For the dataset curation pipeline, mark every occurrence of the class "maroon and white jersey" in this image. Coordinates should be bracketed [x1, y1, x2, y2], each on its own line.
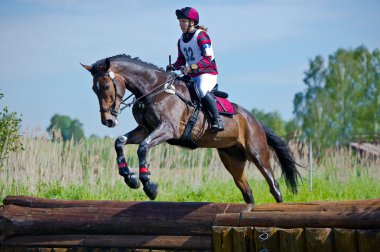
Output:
[173, 29, 218, 77]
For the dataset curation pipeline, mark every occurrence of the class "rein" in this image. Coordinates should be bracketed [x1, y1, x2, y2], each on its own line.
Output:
[96, 71, 182, 116]
[120, 78, 170, 111]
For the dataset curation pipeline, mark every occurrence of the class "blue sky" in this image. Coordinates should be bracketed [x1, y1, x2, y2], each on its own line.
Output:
[1, 0, 379, 137]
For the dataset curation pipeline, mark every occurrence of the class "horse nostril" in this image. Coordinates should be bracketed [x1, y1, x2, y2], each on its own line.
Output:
[106, 119, 115, 127]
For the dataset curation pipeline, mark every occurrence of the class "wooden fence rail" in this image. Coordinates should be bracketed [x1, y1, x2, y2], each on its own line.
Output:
[1, 196, 379, 251]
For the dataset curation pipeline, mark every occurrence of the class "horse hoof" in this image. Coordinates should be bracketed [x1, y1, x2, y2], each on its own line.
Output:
[143, 182, 159, 200]
[124, 172, 140, 189]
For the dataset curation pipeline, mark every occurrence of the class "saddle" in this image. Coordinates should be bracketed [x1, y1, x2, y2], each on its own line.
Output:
[166, 75, 236, 149]
[181, 75, 236, 116]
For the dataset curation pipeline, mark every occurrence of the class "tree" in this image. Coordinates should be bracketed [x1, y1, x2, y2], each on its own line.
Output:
[47, 114, 85, 142]
[251, 108, 287, 137]
[0, 91, 23, 167]
[293, 46, 380, 148]
[284, 118, 299, 139]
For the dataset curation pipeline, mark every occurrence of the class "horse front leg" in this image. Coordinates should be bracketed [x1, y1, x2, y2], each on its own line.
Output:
[115, 126, 148, 189]
[137, 123, 173, 200]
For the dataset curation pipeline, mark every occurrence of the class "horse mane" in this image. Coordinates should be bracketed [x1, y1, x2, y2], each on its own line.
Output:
[93, 54, 164, 72]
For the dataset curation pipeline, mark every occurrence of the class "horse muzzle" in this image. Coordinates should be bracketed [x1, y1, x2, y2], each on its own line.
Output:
[106, 118, 119, 128]
[101, 113, 119, 128]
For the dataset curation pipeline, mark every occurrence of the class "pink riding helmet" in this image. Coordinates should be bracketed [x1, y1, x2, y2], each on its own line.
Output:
[176, 7, 199, 25]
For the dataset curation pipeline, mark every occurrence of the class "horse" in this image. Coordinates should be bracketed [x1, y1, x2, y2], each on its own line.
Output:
[81, 54, 301, 204]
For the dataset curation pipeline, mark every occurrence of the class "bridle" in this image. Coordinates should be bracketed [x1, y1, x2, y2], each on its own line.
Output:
[93, 70, 179, 117]
[93, 71, 127, 117]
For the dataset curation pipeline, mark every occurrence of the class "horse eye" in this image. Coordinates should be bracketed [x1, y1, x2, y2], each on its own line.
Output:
[105, 84, 110, 90]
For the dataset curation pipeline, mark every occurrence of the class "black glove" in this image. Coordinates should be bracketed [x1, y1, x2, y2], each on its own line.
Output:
[166, 64, 174, 72]
[180, 65, 189, 75]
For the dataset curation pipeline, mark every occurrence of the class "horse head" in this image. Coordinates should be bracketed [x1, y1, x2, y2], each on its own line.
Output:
[81, 58, 126, 128]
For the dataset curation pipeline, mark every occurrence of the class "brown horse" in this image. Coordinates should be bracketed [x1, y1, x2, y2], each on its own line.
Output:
[82, 54, 301, 203]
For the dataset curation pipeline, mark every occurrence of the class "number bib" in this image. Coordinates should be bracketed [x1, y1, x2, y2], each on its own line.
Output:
[179, 29, 203, 65]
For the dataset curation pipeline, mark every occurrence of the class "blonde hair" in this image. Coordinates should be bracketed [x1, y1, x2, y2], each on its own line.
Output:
[196, 24, 208, 32]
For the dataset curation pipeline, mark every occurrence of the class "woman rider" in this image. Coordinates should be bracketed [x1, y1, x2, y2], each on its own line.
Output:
[167, 7, 224, 133]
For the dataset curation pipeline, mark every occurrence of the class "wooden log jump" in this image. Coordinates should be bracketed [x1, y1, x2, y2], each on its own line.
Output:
[0, 196, 251, 250]
[215, 198, 380, 229]
[1, 196, 379, 251]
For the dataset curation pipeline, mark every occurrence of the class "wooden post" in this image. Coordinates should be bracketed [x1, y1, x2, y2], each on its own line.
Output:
[212, 227, 232, 252]
[245, 227, 256, 252]
[253, 227, 279, 252]
[232, 227, 248, 252]
[278, 228, 305, 252]
[357, 229, 380, 252]
[305, 228, 334, 252]
[333, 228, 357, 252]
[212, 226, 224, 252]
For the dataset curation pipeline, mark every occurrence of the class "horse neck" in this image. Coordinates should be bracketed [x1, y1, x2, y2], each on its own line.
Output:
[118, 64, 167, 97]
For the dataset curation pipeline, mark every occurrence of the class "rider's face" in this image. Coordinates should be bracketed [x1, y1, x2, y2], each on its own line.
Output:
[179, 18, 194, 33]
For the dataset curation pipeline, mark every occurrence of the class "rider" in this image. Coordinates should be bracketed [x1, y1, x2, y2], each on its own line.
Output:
[167, 7, 224, 133]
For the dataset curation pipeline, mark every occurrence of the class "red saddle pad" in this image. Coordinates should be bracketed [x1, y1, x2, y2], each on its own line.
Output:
[215, 96, 236, 115]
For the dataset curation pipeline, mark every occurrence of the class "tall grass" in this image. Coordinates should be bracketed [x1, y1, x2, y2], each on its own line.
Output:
[0, 134, 379, 204]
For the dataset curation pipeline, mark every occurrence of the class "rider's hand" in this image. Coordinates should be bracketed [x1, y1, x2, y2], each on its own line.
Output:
[166, 64, 174, 72]
[180, 65, 191, 75]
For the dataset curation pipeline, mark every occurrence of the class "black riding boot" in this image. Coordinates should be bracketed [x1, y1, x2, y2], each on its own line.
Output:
[202, 92, 224, 133]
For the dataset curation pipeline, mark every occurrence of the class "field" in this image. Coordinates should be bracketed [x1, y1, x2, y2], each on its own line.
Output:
[1, 134, 379, 204]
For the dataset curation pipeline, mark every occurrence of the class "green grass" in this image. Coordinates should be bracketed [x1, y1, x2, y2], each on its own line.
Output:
[1, 135, 379, 204]
[2, 173, 379, 204]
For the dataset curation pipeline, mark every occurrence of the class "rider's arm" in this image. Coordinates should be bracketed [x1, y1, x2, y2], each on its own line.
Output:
[194, 31, 215, 71]
[172, 39, 186, 70]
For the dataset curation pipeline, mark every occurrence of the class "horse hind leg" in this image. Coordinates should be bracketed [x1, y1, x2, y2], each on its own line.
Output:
[248, 144, 283, 203]
[217, 146, 254, 204]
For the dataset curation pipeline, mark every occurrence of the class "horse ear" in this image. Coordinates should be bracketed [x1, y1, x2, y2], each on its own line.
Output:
[81, 63, 92, 72]
[98, 58, 111, 73]
[105, 58, 111, 70]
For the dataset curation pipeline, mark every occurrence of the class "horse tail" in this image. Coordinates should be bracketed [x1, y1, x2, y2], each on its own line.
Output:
[262, 123, 301, 194]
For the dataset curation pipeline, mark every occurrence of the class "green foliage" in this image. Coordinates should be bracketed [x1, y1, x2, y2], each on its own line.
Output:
[47, 114, 85, 142]
[251, 108, 286, 137]
[284, 119, 298, 139]
[250, 108, 299, 139]
[294, 46, 380, 148]
[0, 92, 23, 167]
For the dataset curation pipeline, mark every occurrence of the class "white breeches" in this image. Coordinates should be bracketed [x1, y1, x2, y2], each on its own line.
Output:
[192, 74, 218, 98]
